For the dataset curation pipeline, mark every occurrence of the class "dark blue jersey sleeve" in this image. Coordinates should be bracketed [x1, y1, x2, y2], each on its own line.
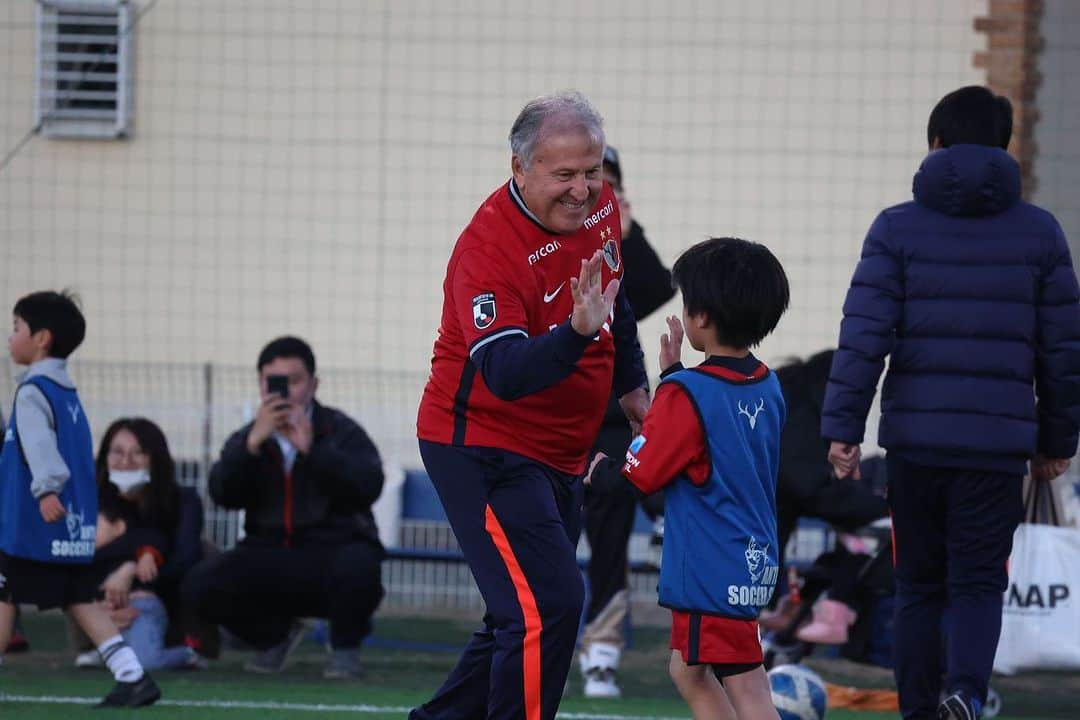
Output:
[470, 320, 592, 401]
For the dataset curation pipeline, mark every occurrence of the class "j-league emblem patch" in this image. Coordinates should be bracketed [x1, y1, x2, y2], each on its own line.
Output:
[472, 293, 497, 330]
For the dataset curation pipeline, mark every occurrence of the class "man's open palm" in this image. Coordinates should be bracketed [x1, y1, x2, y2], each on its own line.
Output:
[570, 250, 619, 337]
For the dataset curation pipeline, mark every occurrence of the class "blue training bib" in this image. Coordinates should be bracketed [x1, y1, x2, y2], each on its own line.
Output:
[0, 376, 97, 563]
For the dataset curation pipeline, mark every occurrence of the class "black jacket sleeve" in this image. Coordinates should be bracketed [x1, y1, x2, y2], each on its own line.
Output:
[621, 221, 675, 321]
[94, 525, 170, 565]
[304, 414, 385, 508]
[612, 286, 647, 397]
[208, 426, 261, 509]
[471, 320, 593, 401]
[589, 455, 650, 500]
[158, 488, 204, 584]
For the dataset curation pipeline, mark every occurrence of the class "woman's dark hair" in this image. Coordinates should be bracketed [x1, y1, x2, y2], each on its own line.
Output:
[95, 417, 181, 532]
[671, 237, 790, 349]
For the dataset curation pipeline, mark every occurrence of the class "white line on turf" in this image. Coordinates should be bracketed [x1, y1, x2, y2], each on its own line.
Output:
[0, 694, 688, 720]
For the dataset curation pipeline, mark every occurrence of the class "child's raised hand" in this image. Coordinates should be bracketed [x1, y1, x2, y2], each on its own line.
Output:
[659, 315, 684, 371]
[38, 493, 65, 523]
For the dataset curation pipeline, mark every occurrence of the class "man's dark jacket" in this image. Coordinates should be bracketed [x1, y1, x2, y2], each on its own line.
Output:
[595, 220, 675, 445]
[823, 144, 1080, 474]
[210, 401, 384, 548]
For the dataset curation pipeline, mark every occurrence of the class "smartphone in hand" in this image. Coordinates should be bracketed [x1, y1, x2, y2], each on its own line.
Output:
[267, 374, 289, 399]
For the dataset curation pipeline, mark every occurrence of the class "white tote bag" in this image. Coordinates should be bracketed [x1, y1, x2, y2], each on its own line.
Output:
[1051, 472, 1080, 528]
[993, 479, 1080, 674]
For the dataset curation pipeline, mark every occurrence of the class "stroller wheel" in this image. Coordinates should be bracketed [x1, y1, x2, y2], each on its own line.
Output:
[982, 687, 1002, 718]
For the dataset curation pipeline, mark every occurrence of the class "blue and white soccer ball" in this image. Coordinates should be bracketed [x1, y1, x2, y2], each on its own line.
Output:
[768, 663, 827, 720]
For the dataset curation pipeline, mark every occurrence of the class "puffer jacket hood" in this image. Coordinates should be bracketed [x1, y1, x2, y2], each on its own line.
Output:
[913, 144, 1020, 217]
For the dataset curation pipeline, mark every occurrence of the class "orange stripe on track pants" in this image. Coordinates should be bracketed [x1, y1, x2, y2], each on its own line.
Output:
[484, 504, 542, 720]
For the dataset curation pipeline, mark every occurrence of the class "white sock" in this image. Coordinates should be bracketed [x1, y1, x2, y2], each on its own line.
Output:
[97, 635, 144, 683]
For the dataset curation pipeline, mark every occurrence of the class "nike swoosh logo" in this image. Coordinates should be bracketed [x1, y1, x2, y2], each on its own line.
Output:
[543, 282, 566, 303]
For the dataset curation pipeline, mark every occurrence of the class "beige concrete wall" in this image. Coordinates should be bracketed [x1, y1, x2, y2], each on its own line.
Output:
[1035, 0, 1080, 257]
[1, 0, 986, 386]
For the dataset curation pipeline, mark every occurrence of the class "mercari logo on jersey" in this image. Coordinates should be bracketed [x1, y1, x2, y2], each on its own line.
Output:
[527, 239, 562, 265]
[583, 200, 614, 230]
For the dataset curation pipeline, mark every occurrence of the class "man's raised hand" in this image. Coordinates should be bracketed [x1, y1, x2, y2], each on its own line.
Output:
[570, 250, 619, 337]
[247, 395, 292, 454]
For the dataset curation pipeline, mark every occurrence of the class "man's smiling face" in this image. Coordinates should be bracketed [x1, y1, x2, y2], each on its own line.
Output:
[512, 123, 603, 235]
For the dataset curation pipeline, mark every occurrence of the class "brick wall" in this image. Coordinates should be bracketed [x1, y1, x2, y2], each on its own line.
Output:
[975, 0, 1044, 197]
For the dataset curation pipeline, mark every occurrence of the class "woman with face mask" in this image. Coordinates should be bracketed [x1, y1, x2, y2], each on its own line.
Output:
[72, 417, 207, 671]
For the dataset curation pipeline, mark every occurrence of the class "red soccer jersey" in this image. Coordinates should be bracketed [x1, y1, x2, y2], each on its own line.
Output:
[417, 181, 623, 474]
[621, 360, 771, 493]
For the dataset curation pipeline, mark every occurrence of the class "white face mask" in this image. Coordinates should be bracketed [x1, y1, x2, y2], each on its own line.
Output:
[109, 468, 150, 494]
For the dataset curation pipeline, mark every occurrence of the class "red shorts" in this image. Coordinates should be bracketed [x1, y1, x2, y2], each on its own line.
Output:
[670, 610, 763, 666]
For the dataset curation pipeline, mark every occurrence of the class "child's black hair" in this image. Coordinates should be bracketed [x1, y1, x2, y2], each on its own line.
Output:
[12, 290, 86, 359]
[671, 237, 789, 349]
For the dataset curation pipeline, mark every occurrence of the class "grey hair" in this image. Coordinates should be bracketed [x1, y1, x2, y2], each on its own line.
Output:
[509, 91, 605, 169]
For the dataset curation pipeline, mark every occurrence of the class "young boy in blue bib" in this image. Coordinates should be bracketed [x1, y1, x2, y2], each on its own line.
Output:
[589, 238, 789, 719]
[0, 290, 160, 707]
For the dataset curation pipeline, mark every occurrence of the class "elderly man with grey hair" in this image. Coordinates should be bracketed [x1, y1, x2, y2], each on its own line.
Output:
[415, 91, 649, 719]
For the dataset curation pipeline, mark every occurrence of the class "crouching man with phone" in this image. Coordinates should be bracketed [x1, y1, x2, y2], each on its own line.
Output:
[182, 336, 385, 680]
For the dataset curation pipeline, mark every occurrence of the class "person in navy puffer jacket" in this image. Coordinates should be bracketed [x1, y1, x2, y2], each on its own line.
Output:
[822, 86, 1080, 720]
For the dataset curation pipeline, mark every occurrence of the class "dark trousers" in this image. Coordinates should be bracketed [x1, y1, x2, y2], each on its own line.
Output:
[411, 440, 585, 720]
[886, 454, 1022, 719]
[583, 480, 636, 623]
[182, 539, 384, 650]
[583, 421, 664, 624]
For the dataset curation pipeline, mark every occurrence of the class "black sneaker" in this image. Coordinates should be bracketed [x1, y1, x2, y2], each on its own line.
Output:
[938, 691, 981, 720]
[96, 674, 161, 708]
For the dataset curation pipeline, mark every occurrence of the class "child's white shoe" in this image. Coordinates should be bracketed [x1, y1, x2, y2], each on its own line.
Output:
[580, 642, 622, 698]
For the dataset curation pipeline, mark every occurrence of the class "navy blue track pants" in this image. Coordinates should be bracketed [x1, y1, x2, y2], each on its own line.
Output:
[886, 454, 1023, 720]
[411, 440, 585, 720]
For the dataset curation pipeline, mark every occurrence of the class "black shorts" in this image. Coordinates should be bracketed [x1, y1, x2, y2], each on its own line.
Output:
[712, 661, 764, 679]
[0, 551, 100, 609]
